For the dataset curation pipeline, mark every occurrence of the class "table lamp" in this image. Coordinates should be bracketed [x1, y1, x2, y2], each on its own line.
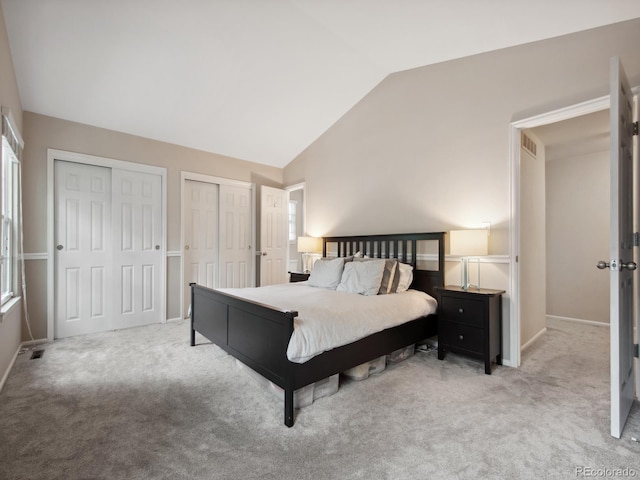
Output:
[297, 236, 322, 273]
[450, 229, 488, 290]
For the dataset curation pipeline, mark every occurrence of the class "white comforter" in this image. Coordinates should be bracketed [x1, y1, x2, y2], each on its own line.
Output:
[218, 282, 438, 363]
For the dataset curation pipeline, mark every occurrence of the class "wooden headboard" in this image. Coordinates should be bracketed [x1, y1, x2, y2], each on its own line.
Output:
[322, 232, 445, 299]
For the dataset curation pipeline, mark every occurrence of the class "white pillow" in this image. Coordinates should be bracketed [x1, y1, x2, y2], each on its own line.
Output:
[394, 263, 414, 293]
[308, 257, 345, 289]
[354, 257, 397, 294]
[336, 259, 386, 296]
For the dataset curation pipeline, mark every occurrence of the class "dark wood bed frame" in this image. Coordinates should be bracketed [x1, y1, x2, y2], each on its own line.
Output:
[190, 232, 445, 426]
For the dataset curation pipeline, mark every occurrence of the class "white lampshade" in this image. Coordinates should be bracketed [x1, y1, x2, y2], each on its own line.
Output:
[450, 230, 488, 257]
[297, 236, 322, 253]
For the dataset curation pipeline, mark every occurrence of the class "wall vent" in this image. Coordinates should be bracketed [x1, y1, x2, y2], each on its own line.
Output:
[521, 132, 537, 158]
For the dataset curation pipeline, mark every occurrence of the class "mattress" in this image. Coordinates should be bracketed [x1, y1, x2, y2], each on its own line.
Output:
[219, 282, 437, 363]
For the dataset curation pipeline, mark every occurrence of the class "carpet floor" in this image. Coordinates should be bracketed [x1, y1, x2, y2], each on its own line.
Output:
[0, 318, 639, 479]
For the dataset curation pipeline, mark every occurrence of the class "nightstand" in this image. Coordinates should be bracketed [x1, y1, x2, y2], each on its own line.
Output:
[436, 285, 505, 374]
[288, 271, 310, 283]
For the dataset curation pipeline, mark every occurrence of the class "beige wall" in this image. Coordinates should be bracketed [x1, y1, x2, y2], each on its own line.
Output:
[0, 3, 23, 389]
[546, 150, 610, 323]
[22, 112, 283, 339]
[284, 19, 640, 364]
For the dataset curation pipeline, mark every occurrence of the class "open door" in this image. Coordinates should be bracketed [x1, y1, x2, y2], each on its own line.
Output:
[606, 56, 638, 438]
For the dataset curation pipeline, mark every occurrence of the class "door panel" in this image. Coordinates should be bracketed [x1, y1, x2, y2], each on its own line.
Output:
[111, 168, 163, 330]
[219, 184, 252, 288]
[184, 180, 219, 317]
[609, 56, 636, 438]
[260, 185, 288, 286]
[54, 161, 112, 338]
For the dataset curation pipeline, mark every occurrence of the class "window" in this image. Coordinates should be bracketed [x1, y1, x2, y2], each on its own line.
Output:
[1, 137, 18, 305]
[288, 200, 297, 242]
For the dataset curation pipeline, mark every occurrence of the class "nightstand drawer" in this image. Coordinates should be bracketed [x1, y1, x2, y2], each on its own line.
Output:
[441, 296, 484, 327]
[443, 322, 483, 354]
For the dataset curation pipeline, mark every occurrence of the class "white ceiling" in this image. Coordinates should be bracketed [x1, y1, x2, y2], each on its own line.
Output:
[2, 1, 640, 168]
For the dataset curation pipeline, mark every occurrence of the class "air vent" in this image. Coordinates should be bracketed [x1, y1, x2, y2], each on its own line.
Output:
[521, 132, 537, 158]
[30, 349, 44, 360]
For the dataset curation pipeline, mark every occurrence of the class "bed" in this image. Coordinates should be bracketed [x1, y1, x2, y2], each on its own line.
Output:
[190, 232, 445, 426]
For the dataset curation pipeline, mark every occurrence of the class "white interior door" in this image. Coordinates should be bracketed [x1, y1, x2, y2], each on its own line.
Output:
[54, 161, 112, 338]
[608, 56, 637, 438]
[219, 184, 252, 288]
[111, 169, 163, 330]
[260, 185, 288, 286]
[184, 180, 218, 316]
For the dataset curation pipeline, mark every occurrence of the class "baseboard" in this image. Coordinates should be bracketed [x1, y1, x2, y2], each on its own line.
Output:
[546, 315, 609, 328]
[0, 344, 21, 394]
[521, 327, 547, 352]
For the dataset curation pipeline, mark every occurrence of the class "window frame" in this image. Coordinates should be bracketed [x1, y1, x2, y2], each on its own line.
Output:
[1, 136, 18, 306]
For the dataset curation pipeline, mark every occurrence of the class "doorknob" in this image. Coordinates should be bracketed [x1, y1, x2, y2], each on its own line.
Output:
[597, 260, 637, 271]
[56, 245, 64, 251]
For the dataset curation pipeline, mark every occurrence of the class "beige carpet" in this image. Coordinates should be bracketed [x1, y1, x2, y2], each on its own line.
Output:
[0, 317, 639, 479]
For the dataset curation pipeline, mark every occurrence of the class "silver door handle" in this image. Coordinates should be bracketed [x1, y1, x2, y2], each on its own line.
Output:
[597, 260, 637, 271]
[56, 245, 63, 251]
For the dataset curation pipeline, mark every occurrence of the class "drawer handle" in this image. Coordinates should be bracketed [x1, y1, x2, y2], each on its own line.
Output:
[459, 334, 464, 340]
[458, 308, 464, 314]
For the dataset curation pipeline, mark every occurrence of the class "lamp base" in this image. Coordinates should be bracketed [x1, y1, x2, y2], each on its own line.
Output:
[460, 257, 481, 290]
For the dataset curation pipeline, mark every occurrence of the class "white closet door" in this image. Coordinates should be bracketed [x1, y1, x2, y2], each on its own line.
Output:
[54, 161, 112, 338]
[111, 168, 163, 330]
[219, 184, 252, 288]
[184, 180, 219, 316]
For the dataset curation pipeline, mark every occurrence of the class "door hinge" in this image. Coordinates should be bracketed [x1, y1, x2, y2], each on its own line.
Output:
[634, 121, 638, 136]
[634, 232, 640, 247]
[635, 344, 639, 358]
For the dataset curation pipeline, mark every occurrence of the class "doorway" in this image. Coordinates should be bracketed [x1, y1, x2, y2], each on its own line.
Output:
[510, 95, 611, 366]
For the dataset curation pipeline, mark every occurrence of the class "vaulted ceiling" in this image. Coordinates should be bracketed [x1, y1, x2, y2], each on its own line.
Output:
[2, 1, 640, 167]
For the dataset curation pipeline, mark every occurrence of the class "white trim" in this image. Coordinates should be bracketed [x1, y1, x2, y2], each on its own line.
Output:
[47, 149, 168, 341]
[166, 251, 181, 257]
[20, 338, 48, 347]
[0, 107, 24, 149]
[179, 171, 256, 320]
[521, 327, 547, 352]
[508, 94, 615, 369]
[22, 252, 47, 261]
[546, 314, 610, 328]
